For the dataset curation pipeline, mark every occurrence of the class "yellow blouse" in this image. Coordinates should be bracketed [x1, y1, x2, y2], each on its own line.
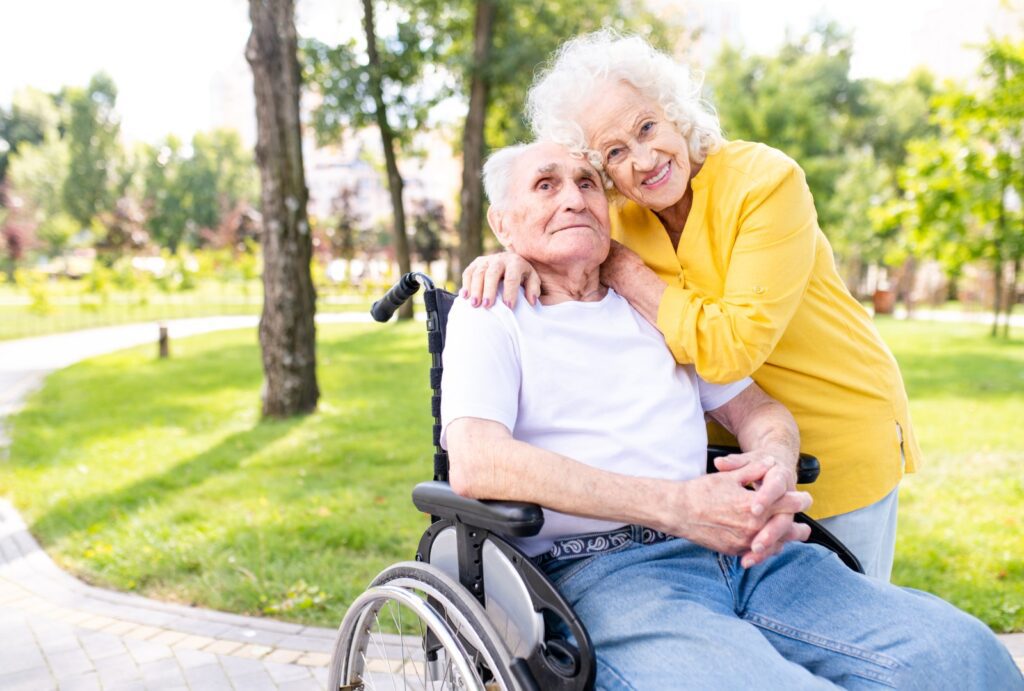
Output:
[610, 140, 921, 519]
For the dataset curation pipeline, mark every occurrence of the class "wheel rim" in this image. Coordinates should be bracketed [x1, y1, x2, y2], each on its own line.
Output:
[333, 584, 485, 690]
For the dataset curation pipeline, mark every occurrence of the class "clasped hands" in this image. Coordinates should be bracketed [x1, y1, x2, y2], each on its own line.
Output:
[669, 450, 812, 568]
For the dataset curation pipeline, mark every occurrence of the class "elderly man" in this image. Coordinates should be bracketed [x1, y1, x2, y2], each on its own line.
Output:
[440, 141, 1021, 690]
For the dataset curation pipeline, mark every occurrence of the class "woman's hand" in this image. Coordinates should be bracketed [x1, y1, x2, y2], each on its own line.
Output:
[600, 240, 668, 328]
[461, 252, 541, 308]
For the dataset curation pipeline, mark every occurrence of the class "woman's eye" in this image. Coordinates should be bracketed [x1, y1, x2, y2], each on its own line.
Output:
[640, 121, 654, 135]
[607, 147, 623, 162]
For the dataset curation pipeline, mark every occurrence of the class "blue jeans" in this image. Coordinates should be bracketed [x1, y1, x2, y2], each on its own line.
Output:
[541, 535, 1022, 690]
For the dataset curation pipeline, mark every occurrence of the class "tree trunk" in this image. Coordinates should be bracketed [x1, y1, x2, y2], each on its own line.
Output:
[991, 259, 1004, 338]
[246, 0, 319, 417]
[1003, 254, 1019, 339]
[455, 0, 497, 281]
[362, 0, 413, 320]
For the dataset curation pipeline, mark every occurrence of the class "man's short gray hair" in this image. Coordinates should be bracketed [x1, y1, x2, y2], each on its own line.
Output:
[482, 143, 532, 210]
[525, 30, 723, 181]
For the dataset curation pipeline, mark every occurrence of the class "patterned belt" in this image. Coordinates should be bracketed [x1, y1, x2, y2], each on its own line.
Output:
[545, 525, 674, 562]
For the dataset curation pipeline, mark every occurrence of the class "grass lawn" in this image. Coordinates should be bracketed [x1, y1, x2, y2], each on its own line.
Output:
[0, 281, 373, 341]
[2, 318, 1022, 631]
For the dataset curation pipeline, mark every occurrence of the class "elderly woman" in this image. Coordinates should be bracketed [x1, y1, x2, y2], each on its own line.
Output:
[462, 31, 920, 580]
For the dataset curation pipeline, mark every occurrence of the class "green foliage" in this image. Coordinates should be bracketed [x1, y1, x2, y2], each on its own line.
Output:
[0, 87, 60, 184]
[140, 130, 258, 251]
[710, 22, 864, 231]
[59, 73, 121, 229]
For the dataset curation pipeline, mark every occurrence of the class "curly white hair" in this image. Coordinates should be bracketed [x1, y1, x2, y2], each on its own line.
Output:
[526, 30, 723, 185]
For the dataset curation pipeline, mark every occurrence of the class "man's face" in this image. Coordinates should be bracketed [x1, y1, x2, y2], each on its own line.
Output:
[489, 142, 611, 271]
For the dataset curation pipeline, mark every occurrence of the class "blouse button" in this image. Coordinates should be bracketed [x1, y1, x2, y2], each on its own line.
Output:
[754, 285, 766, 295]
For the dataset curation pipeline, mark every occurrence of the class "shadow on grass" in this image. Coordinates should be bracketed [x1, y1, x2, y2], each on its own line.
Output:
[31, 419, 297, 545]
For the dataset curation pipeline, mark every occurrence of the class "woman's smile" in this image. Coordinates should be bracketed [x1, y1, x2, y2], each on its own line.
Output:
[642, 161, 672, 188]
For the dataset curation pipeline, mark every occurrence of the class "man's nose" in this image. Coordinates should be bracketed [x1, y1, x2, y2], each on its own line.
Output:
[560, 183, 586, 211]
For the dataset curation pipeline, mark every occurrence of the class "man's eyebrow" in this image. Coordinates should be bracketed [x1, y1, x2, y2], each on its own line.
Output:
[536, 163, 559, 174]
[574, 166, 597, 179]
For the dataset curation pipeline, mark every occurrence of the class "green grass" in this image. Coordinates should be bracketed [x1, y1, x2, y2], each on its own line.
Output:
[0, 281, 374, 341]
[2, 318, 1022, 631]
[875, 318, 1024, 632]
[3, 322, 433, 626]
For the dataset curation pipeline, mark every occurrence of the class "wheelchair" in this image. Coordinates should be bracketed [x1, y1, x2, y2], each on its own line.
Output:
[327, 273, 863, 691]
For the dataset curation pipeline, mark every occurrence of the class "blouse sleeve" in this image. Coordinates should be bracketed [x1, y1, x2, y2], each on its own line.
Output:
[656, 160, 817, 384]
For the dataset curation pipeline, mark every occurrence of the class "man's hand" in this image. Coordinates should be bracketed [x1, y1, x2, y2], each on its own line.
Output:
[658, 458, 811, 566]
[461, 252, 541, 308]
[712, 450, 810, 568]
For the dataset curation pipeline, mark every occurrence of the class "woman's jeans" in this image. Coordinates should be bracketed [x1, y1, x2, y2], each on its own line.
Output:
[541, 532, 1022, 690]
[819, 487, 900, 581]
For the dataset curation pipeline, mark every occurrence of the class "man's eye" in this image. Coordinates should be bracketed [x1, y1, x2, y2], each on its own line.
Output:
[537, 181, 552, 190]
[580, 179, 596, 189]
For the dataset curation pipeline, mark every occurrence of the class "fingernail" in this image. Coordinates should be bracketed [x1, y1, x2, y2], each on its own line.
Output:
[482, 298, 491, 307]
[752, 543, 764, 554]
[742, 556, 754, 568]
[461, 289, 468, 298]
[471, 297, 480, 307]
[751, 503, 764, 516]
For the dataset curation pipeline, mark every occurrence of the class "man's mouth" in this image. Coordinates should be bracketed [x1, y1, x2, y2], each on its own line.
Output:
[642, 161, 671, 187]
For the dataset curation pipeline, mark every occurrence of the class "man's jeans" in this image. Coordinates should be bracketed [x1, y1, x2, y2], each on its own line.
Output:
[541, 533, 1022, 690]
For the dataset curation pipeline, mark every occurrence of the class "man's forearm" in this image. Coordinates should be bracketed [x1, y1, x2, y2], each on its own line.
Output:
[449, 424, 677, 530]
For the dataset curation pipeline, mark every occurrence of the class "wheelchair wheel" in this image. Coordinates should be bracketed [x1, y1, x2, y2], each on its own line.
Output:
[329, 561, 517, 690]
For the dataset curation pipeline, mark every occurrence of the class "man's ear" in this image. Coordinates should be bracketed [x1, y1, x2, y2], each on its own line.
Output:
[487, 206, 513, 250]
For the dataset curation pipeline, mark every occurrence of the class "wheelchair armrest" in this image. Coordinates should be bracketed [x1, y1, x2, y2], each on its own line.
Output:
[706, 445, 820, 484]
[412, 481, 545, 538]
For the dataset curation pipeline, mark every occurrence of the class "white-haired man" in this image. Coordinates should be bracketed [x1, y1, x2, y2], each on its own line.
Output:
[440, 141, 1022, 689]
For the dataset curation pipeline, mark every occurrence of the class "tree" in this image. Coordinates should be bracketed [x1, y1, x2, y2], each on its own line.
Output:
[247, 0, 319, 416]
[59, 73, 121, 230]
[0, 87, 60, 188]
[302, 2, 446, 319]
[895, 36, 1024, 337]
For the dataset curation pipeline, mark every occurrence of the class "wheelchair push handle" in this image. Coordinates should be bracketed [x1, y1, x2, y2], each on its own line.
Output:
[371, 272, 435, 322]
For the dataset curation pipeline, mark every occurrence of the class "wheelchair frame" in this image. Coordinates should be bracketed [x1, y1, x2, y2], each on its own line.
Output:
[327, 273, 862, 691]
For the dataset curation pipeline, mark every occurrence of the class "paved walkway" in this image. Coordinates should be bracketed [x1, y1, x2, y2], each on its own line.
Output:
[1, 315, 1022, 690]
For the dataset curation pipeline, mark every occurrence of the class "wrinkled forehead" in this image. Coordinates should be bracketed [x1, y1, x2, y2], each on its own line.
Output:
[512, 143, 600, 185]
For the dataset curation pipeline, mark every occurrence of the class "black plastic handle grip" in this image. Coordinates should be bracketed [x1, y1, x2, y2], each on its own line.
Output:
[371, 273, 422, 322]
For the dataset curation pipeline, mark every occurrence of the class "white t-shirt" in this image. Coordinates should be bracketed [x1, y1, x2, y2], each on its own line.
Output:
[440, 287, 751, 556]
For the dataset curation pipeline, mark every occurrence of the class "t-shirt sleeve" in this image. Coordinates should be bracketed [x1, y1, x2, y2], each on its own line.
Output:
[696, 373, 753, 413]
[439, 297, 521, 448]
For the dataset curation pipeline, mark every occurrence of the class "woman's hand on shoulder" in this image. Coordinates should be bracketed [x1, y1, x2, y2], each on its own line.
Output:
[600, 241, 648, 293]
[461, 252, 541, 308]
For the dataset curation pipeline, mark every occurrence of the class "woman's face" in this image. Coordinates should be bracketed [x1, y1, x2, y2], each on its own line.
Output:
[578, 80, 692, 212]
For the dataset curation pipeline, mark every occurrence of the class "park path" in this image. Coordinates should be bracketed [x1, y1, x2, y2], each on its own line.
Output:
[1, 314, 1022, 690]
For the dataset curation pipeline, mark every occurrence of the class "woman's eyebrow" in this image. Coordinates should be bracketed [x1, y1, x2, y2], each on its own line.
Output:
[631, 110, 655, 130]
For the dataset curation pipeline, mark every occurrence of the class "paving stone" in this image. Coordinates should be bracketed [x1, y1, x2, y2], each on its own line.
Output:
[172, 647, 218, 668]
[172, 634, 217, 650]
[123, 637, 173, 665]
[276, 677, 324, 691]
[122, 624, 163, 641]
[78, 631, 128, 662]
[42, 647, 95, 676]
[272, 635, 333, 654]
[264, 661, 314, 684]
[54, 671, 102, 691]
[183, 662, 232, 689]
[296, 652, 330, 667]
[227, 670, 279, 691]
[218, 654, 266, 677]
[203, 639, 244, 655]
[92, 652, 141, 686]
[149, 629, 188, 646]
[233, 643, 273, 659]
[0, 666, 56, 691]
[263, 648, 303, 664]
[137, 657, 187, 687]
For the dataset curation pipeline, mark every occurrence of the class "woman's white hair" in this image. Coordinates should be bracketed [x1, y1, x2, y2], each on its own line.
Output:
[526, 30, 723, 181]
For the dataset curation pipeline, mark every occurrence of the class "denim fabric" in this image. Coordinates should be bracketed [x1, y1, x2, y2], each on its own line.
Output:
[542, 538, 1023, 690]
[818, 487, 900, 581]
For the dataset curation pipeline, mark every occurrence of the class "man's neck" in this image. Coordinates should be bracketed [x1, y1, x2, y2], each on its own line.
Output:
[537, 266, 606, 305]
